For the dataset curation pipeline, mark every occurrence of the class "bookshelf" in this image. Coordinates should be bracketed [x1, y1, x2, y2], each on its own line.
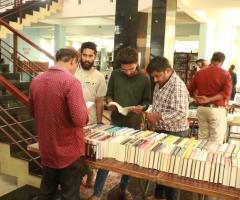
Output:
[173, 52, 198, 84]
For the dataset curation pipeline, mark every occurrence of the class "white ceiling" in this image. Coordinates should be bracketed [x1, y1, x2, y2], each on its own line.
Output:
[31, 0, 240, 40]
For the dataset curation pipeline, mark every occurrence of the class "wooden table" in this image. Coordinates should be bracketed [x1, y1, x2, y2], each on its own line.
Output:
[27, 143, 240, 200]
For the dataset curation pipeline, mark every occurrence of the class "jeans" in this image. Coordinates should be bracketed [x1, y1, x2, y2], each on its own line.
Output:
[93, 169, 130, 197]
[154, 129, 188, 200]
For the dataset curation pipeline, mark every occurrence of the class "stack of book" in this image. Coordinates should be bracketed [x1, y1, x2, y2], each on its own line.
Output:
[84, 124, 240, 188]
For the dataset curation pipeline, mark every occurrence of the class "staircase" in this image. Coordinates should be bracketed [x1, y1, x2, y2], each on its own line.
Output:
[0, 0, 57, 191]
[0, 63, 42, 188]
[0, 0, 63, 38]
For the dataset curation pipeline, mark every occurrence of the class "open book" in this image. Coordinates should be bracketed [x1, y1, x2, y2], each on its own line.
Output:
[109, 102, 135, 116]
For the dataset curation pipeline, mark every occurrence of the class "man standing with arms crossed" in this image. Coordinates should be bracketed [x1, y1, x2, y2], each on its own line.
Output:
[29, 47, 88, 200]
[188, 52, 232, 144]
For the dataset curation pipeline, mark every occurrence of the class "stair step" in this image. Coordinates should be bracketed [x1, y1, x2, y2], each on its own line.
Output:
[0, 106, 32, 125]
[11, 150, 40, 161]
[29, 156, 42, 178]
[2, 73, 21, 81]
[12, 81, 30, 90]
[10, 137, 38, 154]
[0, 123, 36, 145]
[0, 185, 39, 200]
[0, 64, 10, 73]
[29, 167, 43, 178]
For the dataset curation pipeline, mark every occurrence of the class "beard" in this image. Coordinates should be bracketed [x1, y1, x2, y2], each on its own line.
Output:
[80, 60, 94, 70]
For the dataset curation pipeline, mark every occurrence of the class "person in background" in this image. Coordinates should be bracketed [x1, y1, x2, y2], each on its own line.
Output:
[90, 47, 151, 200]
[229, 64, 237, 100]
[75, 42, 107, 187]
[29, 47, 88, 200]
[196, 58, 208, 70]
[146, 56, 189, 200]
[188, 52, 232, 144]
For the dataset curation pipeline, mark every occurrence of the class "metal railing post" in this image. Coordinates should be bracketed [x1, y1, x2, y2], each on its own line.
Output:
[19, 0, 23, 23]
[13, 33, 18, 73]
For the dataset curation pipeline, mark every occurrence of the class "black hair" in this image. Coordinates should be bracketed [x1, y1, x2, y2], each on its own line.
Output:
[211, 52, 225, 63]
[196, 59, 205, 64]
[55, 47, 79, 62]
[229, 64, 235, 72]
[116, 47, 138, 65]
[146, 56, 172, 74]
[80, 42, 97, 55]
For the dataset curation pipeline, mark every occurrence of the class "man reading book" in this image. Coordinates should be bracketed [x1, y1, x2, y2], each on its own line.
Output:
[146, 56, 189, 200]
[89, 47, 151, 200]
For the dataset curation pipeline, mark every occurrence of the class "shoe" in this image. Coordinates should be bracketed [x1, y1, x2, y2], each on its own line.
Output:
[89, 195, 100, 200]
[146, 195, 165, 200]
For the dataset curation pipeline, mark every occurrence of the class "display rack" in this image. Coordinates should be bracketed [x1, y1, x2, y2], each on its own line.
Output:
[173, 52, 198, 84]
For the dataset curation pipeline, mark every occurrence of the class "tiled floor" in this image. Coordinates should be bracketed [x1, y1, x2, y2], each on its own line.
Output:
[0, 173, 18, 197]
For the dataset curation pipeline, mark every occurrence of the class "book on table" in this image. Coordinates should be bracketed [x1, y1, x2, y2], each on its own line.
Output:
[84, 124, 240, 189]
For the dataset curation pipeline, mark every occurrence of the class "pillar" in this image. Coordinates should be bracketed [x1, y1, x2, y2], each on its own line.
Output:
[113, 0, 138, 68]
[54, 25, 66, 54]
[150, 0, 177, 64]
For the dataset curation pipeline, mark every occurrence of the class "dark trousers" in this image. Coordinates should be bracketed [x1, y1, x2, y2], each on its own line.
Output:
[38, 157, 85, 200]
[154, 129, 189, 200]
[155, 184, 180, 200]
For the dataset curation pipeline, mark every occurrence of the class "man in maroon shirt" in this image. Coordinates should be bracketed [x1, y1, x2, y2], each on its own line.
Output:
[188, 52, 232, 144]
[29, 47, 88, 200]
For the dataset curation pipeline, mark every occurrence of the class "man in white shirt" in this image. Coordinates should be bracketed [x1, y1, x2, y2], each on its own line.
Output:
[75, 42, 107, 124]
[75, 42, 107, 187]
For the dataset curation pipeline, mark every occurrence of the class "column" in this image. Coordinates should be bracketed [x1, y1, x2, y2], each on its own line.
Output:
[198, 21, 215, 61]
[150, 0, 177, 64]
[113, 0, 138, 68]
[54, 25, 66, 53]
[137, 12, 149, 69]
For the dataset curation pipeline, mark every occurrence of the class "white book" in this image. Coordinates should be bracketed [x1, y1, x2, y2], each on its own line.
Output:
[203, 152, 214, 182]
[109, 102, 135, 116]
[199, 150, 208, 180]
[223, 157, 232, 186]
[194, 150, 204, 180]
[209, 153, 218, 183]
[236, 157, 240, 188]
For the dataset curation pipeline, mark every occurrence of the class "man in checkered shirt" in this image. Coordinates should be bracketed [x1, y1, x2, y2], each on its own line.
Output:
[145, 56, 189, 200]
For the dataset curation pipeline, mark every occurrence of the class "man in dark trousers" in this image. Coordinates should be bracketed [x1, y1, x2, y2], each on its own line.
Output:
[29, 47, 88, 200]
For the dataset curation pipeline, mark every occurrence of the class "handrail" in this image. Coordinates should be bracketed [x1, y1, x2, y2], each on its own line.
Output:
[0, 0, 14, 8]
[0, 39, 46, 72]
[0, 19, 55, 61]
[0, 0, 36, 20]
[0, 51, 35, 78]
[0, 74, 29, 105]
[0, 124, 41, 168]
[0, 105, 37, 141]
